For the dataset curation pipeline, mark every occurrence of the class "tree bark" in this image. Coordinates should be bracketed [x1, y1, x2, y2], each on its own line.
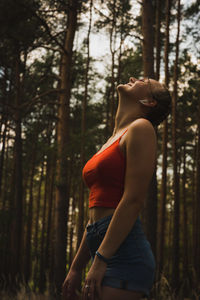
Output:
[0, 121, 7, 199]
[54, 0, 80, 296]
[157, 0, 171, 282]
[9, 53, 24, 289]
[24, 141, 37, 283]
[155, 0, 161, 80]
[33, 159, 44, 291]
[182, 139, 189, 285]
[194, 96, 200, 281]
[69, 196, 76, 266]
[109, 0, 117, 133]
[0, 128, 10, 281]
[171, 0, 181, 292]
[45, 149, 56, 271]
[142, 0, 155, 78]
[77, 0, 93, 250]
[39, 155, 50, 293]
[142, 0, 157, 260]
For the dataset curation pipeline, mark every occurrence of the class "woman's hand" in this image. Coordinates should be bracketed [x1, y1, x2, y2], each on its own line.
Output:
[82, 256, 107, 300]
[62, 268, 82, 300]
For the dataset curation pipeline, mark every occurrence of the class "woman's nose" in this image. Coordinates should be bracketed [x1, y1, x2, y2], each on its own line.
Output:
[129, 77, 137, 83]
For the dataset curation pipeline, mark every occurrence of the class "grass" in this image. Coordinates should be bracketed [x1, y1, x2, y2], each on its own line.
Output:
[0, 274, 199, 300]
[0, 289, 50, 300]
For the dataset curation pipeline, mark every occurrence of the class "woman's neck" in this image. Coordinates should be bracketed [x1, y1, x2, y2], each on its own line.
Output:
[112, 106, 143, 136]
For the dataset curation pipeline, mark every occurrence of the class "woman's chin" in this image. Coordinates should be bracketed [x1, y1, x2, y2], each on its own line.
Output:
[117, 84, 127, 91]
[117, 84, 132, 96]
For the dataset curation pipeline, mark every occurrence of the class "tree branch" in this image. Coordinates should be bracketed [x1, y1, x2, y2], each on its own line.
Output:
[21, 88, 66, 109]
[34, 12, 68, 55]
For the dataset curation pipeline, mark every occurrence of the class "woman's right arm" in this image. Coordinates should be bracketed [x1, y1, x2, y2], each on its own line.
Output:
[62, 222, 91, 300]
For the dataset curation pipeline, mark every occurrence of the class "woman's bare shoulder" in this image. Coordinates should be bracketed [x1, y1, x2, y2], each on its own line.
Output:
[129, 118, 154, 130]
[126, 118, 157, 146]
[127, 118, 156, 138]
[119, 118, 156, 155]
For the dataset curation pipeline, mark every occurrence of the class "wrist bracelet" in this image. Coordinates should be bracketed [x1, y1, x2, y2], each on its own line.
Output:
[95, 251, 109, 264]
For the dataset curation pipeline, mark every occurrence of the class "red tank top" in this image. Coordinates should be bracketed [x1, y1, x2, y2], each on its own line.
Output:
[82, 129, 128, 208]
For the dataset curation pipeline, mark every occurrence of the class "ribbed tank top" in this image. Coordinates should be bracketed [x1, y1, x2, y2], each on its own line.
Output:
[82, 129, 128, 208]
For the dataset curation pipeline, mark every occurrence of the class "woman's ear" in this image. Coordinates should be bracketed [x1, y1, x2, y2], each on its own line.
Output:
[139, 99, 157, 107]
[139, 99, 149, 104]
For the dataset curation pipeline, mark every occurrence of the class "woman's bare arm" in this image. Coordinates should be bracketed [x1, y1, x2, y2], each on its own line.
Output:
[62, 222, 91, 299]
[69, 222, 91, 271]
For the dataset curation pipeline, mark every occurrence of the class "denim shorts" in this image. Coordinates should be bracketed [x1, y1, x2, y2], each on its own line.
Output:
[86, 215, 156, 297]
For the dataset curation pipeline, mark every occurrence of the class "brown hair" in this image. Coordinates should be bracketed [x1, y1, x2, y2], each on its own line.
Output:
[145, 84, 172, 127]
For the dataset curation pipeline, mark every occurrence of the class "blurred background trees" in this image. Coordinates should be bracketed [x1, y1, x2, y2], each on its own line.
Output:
[0, 0, 199, 299]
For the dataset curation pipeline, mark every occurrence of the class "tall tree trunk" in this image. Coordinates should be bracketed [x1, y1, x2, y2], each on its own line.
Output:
[142, 0, 157, 260]
[39, 156, 50, 293]
[155, 0, 161, 80]
[69, 196, 76, 266]
[45, 150, 56, 271]
[33, 159, 44, 291]
[157, 121, 168, 279]
[105, 87, 111, 139]
[0, 67, 9, 199]
[116, 30, 123, 86]
[1, 128, 9, 210]
[182, 139, 189, 287]
[142, 0, 155, 78]
[171, 0, 181, 292]
[0, 121, 7, 199]
[24, 141, 37, 283]
[109, 0, 117, 133]
[192, 134, 196, 269]
[77, 0, 93, 250]
[194, 96, 200, 281]
[54, 0, 80, 296]
[157, 0, 171, 282]
[9, 53, 23, 289]
[49, 180, 56, 298]
[0, 129, 9, 280]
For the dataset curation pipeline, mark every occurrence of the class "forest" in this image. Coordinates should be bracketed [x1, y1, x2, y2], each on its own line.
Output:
[0, 0, 200, 299]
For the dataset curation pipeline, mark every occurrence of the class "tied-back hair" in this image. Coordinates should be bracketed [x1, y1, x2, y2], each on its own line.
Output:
[145, 84, 172, 127]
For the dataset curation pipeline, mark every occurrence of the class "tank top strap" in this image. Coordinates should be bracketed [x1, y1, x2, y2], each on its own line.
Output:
[118, 128, 128, 141]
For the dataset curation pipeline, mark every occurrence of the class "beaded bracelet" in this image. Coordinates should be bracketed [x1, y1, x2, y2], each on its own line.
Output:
[95, 251, 109, 264]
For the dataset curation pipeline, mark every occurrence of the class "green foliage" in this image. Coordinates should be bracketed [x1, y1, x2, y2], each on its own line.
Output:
[120, 47, 143, 81]
[94, 0, 134, 39]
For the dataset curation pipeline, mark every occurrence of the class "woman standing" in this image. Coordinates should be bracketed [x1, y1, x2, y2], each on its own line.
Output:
[62, 77, 171, 300]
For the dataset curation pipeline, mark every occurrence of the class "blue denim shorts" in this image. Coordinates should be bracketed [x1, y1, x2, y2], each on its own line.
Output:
[86, 215, 156, 297]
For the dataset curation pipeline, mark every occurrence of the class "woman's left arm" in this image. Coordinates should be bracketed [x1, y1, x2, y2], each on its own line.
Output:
[82, 119, 157, 300]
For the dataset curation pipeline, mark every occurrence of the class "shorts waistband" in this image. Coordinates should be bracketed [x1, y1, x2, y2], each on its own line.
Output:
[87, 214, 141, 233]
[87, 214, 113, 232]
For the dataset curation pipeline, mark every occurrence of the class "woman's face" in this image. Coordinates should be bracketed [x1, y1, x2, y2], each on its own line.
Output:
[117, 77, 160, 103]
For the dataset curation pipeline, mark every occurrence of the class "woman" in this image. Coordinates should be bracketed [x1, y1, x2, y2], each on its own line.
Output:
[62, 77, 171, 300]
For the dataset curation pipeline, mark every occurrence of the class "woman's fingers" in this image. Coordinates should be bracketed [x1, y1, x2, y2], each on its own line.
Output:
[62, 281, 76, 300]
[82, 280, 96, 300]
[89, 280, 95, 300]
[95, 282, 102, 300]
[62, 280, 69, 299]
[82, 281, 89, 300]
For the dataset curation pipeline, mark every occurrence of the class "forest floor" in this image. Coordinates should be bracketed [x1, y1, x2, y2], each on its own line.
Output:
[0, 290, 195, 300]
[0, 295, 195, 300]
[0, 292, 49, 300]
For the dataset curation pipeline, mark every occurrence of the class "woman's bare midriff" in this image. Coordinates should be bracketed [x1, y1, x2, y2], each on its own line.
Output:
[89, 207, 115, 224]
